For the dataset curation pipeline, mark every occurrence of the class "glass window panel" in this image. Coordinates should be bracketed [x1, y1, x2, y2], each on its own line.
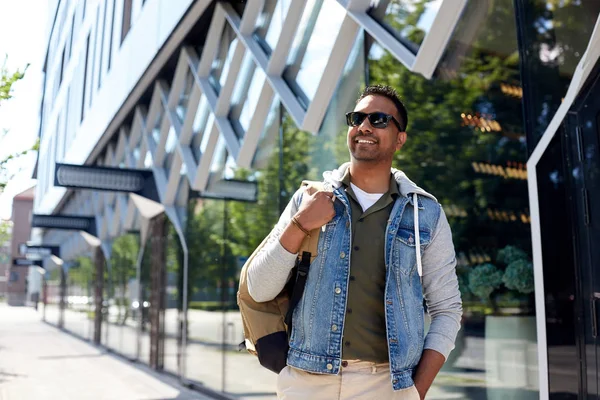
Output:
[367, 0, 535, 397]
[254, 0, 292, 54]
[281, 31, 365, 202]
[176, 69, 195, 123]
[516, 0, 600, 148]
[163, 125, 178, 171]
[191, 97, 211, 163]
[139, 235, 152, 366]
[368, 0, 443, 54]
[184, 100, 281, 395]
[229, 54, 268, 140]
[64, 256, 94, 340]
[132, 147, 141, 163]
[210, 23, 238, 93]
[106, 233, 140, 360]
[151, 110, 163, 145]
[44, 267, 63, 327]
[283, 0, 346, 107]
[251, 97, 280, 171]
[537, 134, 578, 396]
[184, 197, 225, 392]
[164, 221, 183, 375]
[144, 151, 152, 168]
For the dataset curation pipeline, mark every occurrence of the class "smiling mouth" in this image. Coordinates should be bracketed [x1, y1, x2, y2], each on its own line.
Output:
[355, 139, 375, 144]
[355, 138, 377, 144]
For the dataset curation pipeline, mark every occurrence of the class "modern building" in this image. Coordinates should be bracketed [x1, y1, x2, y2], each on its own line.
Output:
[7, 186, 35, 306]
[33, 0, 600, 399]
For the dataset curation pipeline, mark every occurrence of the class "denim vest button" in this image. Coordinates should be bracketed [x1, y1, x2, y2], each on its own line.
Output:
[340, 252, 346, 259]
[332, 324, 338, 331]
[335, 287, 341, 294]
[326, 363, 333, 370]
[346, 221, 350, 228]
[408, 236, 414, 244]
[392, 379, 398, 384]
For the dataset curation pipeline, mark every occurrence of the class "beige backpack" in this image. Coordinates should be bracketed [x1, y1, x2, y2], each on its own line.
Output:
[237, 181, 324, 373]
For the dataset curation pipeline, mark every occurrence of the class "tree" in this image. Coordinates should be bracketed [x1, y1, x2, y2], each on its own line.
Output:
[0, 56, 27, 106]
[110, 234, 139, 324]
[0, 56, 37, 191]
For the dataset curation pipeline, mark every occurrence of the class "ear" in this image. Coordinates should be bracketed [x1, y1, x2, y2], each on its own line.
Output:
[395, 131, 407, 151]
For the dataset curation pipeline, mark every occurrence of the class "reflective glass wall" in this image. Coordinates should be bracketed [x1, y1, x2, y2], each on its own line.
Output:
[181, 0, 537, 399]
[43, 266, 63, 327]
[516, 1, 600, 397]
[63, 256, 94, 340]
[104, 233, 140, 360]
[369, 1, 535, 398]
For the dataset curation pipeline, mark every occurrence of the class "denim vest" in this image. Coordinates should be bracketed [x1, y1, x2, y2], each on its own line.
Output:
[286, 186, 441, 391]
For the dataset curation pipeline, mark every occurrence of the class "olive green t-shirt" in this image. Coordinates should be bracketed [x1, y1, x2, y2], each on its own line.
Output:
[340, 170, 399, 362]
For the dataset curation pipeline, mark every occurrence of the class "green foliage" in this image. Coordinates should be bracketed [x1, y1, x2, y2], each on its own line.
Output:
[109, 234, 139, 321]
[0, 220, 11, 246]
[503, 259, 534, 294]
[467, 244, 533, 307]
[497, 245, 528, 265]
[0, 56, 36, 191]
[468, 263, 503, 301]
[0, 56, 28, 105]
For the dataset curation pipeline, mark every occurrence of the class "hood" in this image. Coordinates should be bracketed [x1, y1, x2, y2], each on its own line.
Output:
[322, 162, 438, 202]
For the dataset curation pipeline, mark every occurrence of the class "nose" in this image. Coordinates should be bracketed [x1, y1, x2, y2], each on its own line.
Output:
[358, 116, 372, 132]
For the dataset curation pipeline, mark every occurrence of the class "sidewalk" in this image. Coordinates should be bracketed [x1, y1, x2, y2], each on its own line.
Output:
[0, 303, 211, 400]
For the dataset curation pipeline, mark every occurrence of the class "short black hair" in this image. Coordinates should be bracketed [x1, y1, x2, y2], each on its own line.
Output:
[357, 85, 408, 131]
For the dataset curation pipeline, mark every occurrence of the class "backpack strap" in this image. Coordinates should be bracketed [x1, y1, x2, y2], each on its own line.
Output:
[284, 180, 327, 335]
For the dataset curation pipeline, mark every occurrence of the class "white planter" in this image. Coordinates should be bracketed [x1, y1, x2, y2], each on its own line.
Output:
[484, 316, 538, 399]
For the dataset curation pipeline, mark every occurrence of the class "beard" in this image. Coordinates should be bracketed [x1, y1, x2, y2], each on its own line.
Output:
[349, 141, 396, 163]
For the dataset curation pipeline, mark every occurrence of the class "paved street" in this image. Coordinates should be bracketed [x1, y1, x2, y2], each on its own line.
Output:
[0, 303, 211, 400]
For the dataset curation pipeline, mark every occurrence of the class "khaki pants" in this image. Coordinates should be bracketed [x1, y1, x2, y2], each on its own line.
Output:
[277, 360, 420, 400]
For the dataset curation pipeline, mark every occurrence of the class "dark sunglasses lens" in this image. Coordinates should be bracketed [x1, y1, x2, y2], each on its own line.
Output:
[347, 112, 366, 126]
[368, 112, 389, 128]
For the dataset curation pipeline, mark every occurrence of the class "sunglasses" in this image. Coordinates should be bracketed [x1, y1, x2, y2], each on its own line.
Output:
[345, 111, 404, 131]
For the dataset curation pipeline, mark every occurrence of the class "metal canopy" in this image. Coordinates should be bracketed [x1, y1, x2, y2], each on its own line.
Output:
[13, 258, 44, 267]
[19, 244, 61, 258]
[31, 214, 97, 237]
[54, 163, 159, 202]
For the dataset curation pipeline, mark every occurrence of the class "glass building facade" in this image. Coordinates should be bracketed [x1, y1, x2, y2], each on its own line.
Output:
[34, 0, 600, 399]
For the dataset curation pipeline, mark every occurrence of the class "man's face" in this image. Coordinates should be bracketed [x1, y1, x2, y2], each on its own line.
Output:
[347, 95, 407, 163]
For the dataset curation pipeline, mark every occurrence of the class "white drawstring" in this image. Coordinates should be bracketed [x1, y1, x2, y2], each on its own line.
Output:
[413, 193, 422, 277]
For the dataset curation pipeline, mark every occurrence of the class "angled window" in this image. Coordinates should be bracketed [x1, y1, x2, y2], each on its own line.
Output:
[90, 5, 100, 106]
[121, 0, 133, 44]
[347, 0, 467, 79]
[98, 1, 107, 89]
[283, 0, 346, 108]
[108, 0, 116, 70]
[254, 0, 292, 55]
[191, 96, 211, 163]
[368, 0, 442, 54]
[209, 23, 237, 93]
[176, 69, 195, 123]
[228, 53, 268, 141]
[81, 34, 90, 122]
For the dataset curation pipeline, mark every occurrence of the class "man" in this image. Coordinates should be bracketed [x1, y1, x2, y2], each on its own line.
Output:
[247, 85, 462, 399]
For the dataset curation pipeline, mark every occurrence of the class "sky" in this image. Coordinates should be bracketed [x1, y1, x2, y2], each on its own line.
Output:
[0, 0, 49, 219]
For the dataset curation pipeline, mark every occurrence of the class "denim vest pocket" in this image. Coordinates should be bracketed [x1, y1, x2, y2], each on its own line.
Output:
[394, 228, 431, 276]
